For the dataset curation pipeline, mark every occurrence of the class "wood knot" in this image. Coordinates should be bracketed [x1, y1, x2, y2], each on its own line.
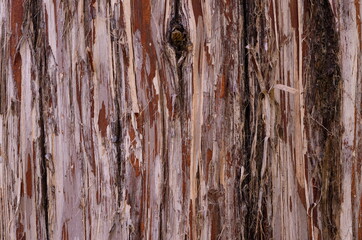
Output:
[171, 28, 186, 47]
[169, 23, 188, 56]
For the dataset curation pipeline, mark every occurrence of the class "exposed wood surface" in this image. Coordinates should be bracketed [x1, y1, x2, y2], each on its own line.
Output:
[0, 0, 361, 239]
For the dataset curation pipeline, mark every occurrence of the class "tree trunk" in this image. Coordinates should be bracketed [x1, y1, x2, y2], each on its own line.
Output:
[0, 0, 361, 239]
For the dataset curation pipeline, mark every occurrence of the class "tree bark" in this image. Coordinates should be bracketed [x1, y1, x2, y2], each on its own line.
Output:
[0, 0, 361, 239]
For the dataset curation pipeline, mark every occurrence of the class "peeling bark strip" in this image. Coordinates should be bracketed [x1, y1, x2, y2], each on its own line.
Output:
[1, 0, 362, 239]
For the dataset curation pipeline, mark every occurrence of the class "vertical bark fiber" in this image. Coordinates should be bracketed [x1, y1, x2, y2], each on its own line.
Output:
[0, 0, 361, 239]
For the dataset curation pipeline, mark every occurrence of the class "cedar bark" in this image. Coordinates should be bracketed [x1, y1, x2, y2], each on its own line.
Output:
[0, 0, 361, 239]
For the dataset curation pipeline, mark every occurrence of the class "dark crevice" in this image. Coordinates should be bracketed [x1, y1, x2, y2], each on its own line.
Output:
[111, 103, 123, 207]
[169, 21, 187, 59]
[242, 0, 251, 182]
[109, 7, 124, 210]
[115, 117, 123, 207]
[160, 83, 167, 240]
[304, 0, 342, 238]
[159, 202, 163, 240]
[241, 0, 253, 239]
[26, 0, 50, 238]
[174, 0, 180, 20]
[168, 0, 190, 107]
[39, 63, 50, 240]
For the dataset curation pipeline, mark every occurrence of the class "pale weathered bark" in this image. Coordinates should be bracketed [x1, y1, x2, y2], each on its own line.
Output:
[0, 0, 361, 239]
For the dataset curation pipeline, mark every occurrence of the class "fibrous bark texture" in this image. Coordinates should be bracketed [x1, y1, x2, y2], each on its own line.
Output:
[0, 0, 361, 239]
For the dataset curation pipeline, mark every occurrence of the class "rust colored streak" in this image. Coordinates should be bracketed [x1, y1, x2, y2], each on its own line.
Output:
[10, 0, 23, 100]
[290, 0, 300, 75]
[222, 0, 233, 22]
[149, 95, 159, 125]
[204, 44, 212, 65]
[210, 205, 221, 240]
[191, 0, 203, 24]
[129, 123, 136, 147]
[135, 112, 145, 132]
[217, 74, 227, 99]
[96, 188, 101, 204]
[132, 0, 157, 131]
[182, 178, 186, 201]
[10, 0, 23, 58]
[297, 182, 306, 209]
[13, 53, 22, 100]
[62, 223, 69, 240]
[20, 180, 24, 197]
[289, 0, 298, 29]
[132, 0, 156, 76]
[16, 218, 25, 240]
[130, 153, 141, 176]
[139, 177, 145, 239]
[76, 64, 84, 119]
[132, 0, 151, 46]
[118, 1, 126, 29]
[86, 49, 95, 73]
[206, 149, 212, 182]
[98, 102, 108, 138]
[26, 154, 33, 197]
[268, 0, 275, 29]
[140, 220, 145, 235]
[183, 139, 191, 167]
[153, 125, 158, 155]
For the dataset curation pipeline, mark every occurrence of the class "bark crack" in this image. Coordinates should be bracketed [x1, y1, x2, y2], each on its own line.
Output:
[39, 71, 50, 240]
[109, 11, 124, 209]
[25, 0, 50, 238]
[167, 0, 191, 104]
[241, 0, 254, 239]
